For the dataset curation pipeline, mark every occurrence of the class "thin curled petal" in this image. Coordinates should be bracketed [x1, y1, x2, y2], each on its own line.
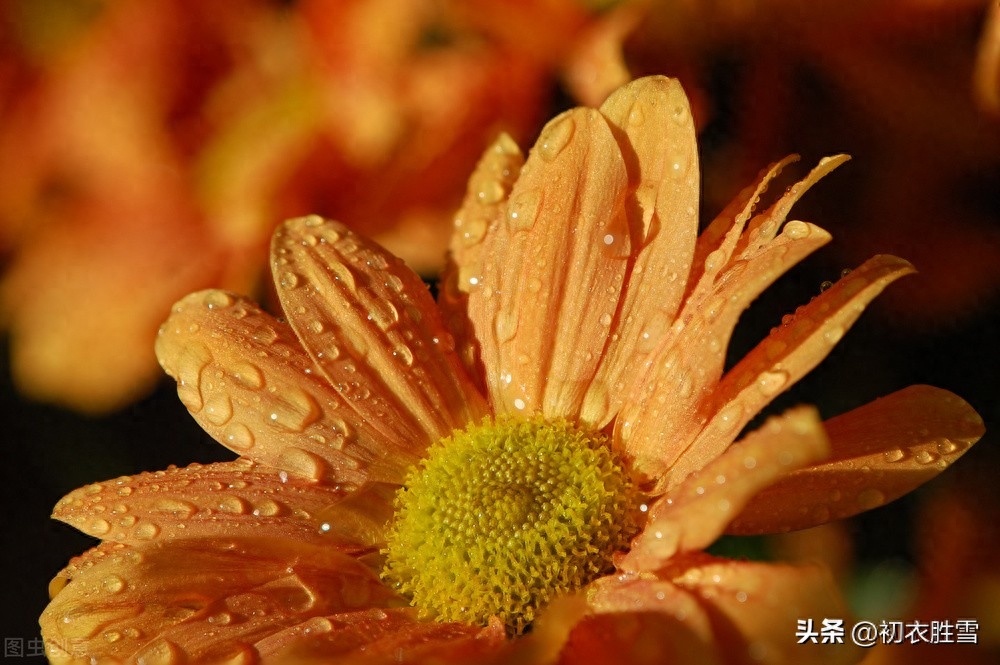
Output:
[621, 407, 829, 573]
[468, 107, 630, 419]
[659, 254, 916, 492]
[272, 216, 488, 446]
[156, 290, 416, 485]
[617, 222, 831, 488]
[439, 133, 525, 386]
[260, 609, 509, 664]
[728, 385, 986, 535]
[52, 460, 358, 548]
[40, 538, 398, 665]
[580, 76, 700, 428]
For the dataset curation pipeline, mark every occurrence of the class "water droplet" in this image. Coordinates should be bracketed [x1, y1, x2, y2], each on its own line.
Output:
[628, 103, 645, 127]
[823, 325, 845, 345]
[231, 363, 264, 389]
[117, 486, 133, 497]
[537, 114, 575, 161]
[104, 630, 122, 643]
[134, 639, 183, 665]
[782, 221, 811, 239]
[599, 312, 613, 327]
[715, 402, 744, 433]
[459, 216, 489, 248]
[494, 310, 519, 342]
[757, 370, 789, 397]
[279, 448, 327, 481]
[309, 320, 325, 334]
[268, 388, 322, 432]
[704, 249, 725, 273]
[856, 488, 886, 510]
[222, 422, 255, 451]
[394, 345, 414, 367]
[882, 448, 905, 463]
[936, 439, 959, 455]
[88, 518, 111, 535]
[217, 496, 249, 515]
[253, 499, 282, 517]
[153, 499, 197, 519]
[279, 271, 301, 290]
[203, 394, 234, 426]
[133, 522, 161, 541]
[102, 575, 125, 594]
[507, 190, 541, 231]
[203, 291, 234, 309]
[472, 173, 505, 204]
[913, 449, 939, 465]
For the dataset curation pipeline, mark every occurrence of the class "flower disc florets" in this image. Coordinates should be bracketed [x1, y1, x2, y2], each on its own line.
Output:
[382, 417, 638, 633]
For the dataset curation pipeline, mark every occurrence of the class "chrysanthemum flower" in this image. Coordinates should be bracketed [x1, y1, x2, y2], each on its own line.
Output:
[41, 77, 984, 664]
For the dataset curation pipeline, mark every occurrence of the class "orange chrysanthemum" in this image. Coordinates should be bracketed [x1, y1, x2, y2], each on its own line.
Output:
[41, 77, 984, 664]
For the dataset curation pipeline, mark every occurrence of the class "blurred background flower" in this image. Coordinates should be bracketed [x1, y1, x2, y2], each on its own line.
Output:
[2, 0, 998, 661]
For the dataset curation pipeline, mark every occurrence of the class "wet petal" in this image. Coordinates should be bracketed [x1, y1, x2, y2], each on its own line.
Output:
[260, 609, 509, 664]
[663, 254, 916, 492]
[272, 216, 488, 446]
[156, 289, 419, 486]
[439, 133, 525, 387]
[468, 106, 630, 419]
[50, 460, 398, 552]
[617, 222, 831, 488]
[621, 407, 829, 573]
[666, 553, 860, 665]
[41, 538, 397, 664]
[581, 76, 700, 428]
[728, 385, 985, 535]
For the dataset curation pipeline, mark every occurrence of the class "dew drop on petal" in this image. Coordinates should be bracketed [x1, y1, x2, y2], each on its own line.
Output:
[883, 448, 905, 463]
[222, 422, 255, 451]
[913, 449, 939, 465]
[856, 488, 886, 510]
[782, 221, 811, 239]
[102, 575, 125, 594]
[133, 522, 161, 541]
[537, 115, 575, 161]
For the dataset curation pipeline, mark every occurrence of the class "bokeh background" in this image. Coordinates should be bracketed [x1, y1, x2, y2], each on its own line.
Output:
[2, 1, 998, 662]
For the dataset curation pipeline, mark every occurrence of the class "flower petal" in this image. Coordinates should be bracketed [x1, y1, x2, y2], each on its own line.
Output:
[259, 609, 509, 664]
[728, 385, 985, 535]
[41, 538, 397, 664]
[468, 106, 630, 419]
[272, 216, 488, 445]
[156, 290, 418, 485]
[616, 221, 832, 488]
[621, 407, 829, 573]
[439, 133, 525, 387]
[659, 254, 916, 493]
[665, 553, 860, 665]
[49, 460, 397, 551]
[580, 76, 700, 428]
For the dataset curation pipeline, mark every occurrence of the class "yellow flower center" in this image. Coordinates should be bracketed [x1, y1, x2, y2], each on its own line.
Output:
[382, 417, 638, 633]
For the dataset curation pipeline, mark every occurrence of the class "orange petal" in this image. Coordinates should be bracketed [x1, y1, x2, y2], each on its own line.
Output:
[728, 385, 985, 535]
[439, 133, 525, 388]
[49, 459, 393, 550]
[663, 254, 916, 492]
[621, 407, 829, 573]
[260, 609, 510, 664]
[40, 538, 397, 664]
[580, 76, 700, 428]
[468, 106, 630, 419]
[155, 289, 417, 486]
[272, 216, 487, 445]
[665, 553, 860, 665]
[616, 222, 831, 487]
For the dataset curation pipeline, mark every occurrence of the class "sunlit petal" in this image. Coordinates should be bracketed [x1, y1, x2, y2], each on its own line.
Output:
[580, 76, 699, 428]
[156, 290, 417, 485]
[662, 253, 916, 492]
[622, 407, 828, 573]
[272, 216, 488, 445]
[469, 107, 630, 419]
[51, 459, 357, 548]
[728, 385, 985, 535]
[41, 538, 397, 664]
[439, 133, 525, 387]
